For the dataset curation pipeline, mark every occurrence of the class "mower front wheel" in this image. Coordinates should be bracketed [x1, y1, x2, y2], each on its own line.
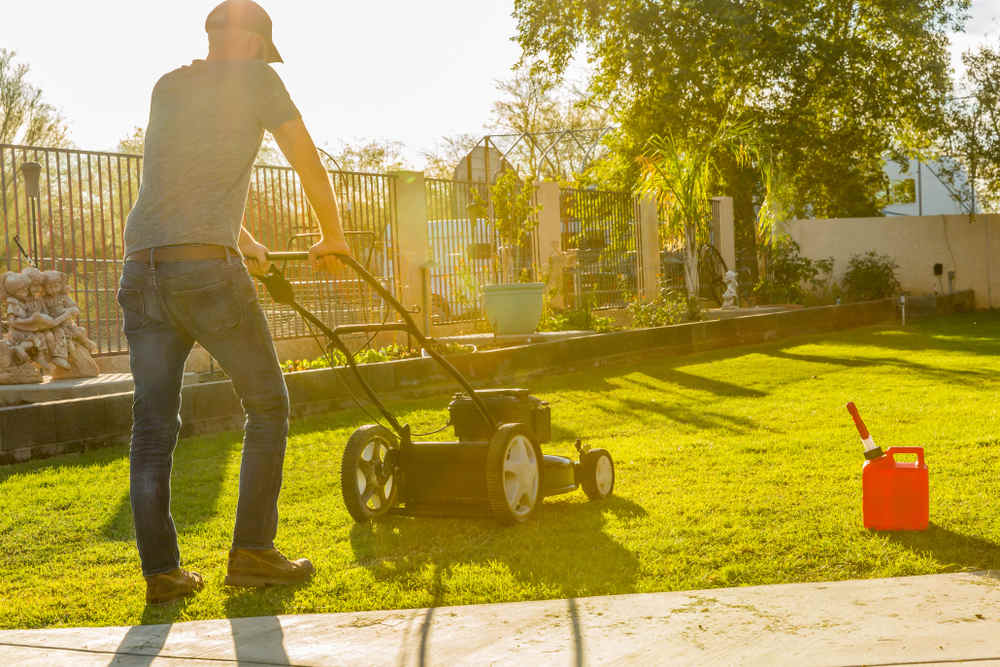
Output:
[341, 424, 400, 523]
[486, 423, 543, 525]
[580, 448, 615, 500]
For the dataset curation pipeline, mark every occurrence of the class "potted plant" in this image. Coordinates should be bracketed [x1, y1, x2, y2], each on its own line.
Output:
[471, 169, 545, 335]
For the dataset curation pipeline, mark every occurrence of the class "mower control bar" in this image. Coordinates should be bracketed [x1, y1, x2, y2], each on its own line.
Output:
[266, 251, 498, 432]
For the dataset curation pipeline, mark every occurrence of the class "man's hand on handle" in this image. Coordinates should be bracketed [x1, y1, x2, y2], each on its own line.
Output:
[309, 235, 352, 274]
[241, 237, 273, 277]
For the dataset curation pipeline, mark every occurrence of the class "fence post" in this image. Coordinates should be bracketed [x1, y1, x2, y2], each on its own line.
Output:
[392, 170, 430, 334]
[639, 197, 660, 300]
[535, 181, 563, 296]
[713, 196, 736, 272]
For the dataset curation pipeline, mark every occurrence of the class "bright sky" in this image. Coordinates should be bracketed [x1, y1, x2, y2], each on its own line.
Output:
[2, 1, 999, 168]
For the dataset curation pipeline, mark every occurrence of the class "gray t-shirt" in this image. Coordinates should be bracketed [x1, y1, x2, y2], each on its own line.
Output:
[124, 60, 300, 257]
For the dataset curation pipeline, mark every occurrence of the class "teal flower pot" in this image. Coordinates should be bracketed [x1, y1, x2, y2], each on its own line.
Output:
[482, 283, 546, 335]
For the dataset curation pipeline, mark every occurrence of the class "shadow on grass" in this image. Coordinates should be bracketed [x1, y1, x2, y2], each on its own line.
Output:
[641, 368, 766, 398]
[0, 442, 131, 486]
[833, 311, 1000, 358]
[348, 495, 646, 600]
[100, 437, 241, 542]
[764, 349, 993, 385]
[884, 523, 1000, 572]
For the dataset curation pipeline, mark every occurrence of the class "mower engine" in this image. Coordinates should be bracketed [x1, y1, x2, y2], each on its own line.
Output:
[449, 388, 551, 443]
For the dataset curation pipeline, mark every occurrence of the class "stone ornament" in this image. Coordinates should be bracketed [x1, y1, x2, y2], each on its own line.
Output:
[722, 270, 739, 309]
[0, 268, 99, 384]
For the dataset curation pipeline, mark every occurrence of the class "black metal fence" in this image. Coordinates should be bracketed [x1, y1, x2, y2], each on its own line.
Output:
[246, 165, 400, 340]
[2, 142, 649, 351]
[1, 144, 399, 355]
[559, 188, 642, 309]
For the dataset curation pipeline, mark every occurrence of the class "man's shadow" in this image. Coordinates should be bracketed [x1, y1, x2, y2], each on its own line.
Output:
[223, 587, 298, 666]
[110, 590, 295, 666]
[109, 602, 189, 666]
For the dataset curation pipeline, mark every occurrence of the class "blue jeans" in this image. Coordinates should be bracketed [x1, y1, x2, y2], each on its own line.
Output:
[117, 253, 290, 576]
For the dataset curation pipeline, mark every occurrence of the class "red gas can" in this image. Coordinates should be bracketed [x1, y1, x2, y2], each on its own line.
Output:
[862, 447, 929, 531]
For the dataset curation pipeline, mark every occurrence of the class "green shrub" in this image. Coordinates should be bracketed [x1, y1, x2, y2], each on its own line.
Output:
[842, 251, 900, 301]
[754, 237, 833, 305]
[628, 287, 695, 328]
[281, 343, 439, 373]
[538, 305, 618, 333]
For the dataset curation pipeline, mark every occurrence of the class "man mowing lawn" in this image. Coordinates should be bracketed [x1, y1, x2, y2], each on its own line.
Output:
[119, 0, 350, 605]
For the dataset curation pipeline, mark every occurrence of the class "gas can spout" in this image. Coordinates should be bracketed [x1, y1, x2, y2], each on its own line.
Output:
[847, 402, 884, 460]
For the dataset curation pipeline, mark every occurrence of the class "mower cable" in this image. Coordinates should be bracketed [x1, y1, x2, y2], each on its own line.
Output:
[411, 422, 452, 438]
[300, 313, 390, 430]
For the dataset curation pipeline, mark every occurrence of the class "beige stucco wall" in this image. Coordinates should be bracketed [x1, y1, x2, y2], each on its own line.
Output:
[783, 214, 1000, 309]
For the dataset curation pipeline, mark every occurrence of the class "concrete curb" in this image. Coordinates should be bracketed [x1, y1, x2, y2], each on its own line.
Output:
[0, 571, 997, 665]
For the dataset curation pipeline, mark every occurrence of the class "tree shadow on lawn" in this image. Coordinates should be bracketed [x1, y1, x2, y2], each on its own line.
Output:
[99, 436, 241, 543]
[831, 312, 1000, 359]
[537, 362, 769, 438]
[0, 441, 131, 485]
[763, 349, 993, 386]
[884, 523, 1000, 572]
[590, 396, 765, 435]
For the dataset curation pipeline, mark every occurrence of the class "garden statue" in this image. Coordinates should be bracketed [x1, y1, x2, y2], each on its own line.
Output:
[42, 270, 99, 379]
[0, 268, 99, 383]
[722, 270, 739, 309]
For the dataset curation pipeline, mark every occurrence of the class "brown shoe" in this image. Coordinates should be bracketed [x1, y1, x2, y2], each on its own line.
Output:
[145, 568, 204, 605]
[225, 547, 315, 587]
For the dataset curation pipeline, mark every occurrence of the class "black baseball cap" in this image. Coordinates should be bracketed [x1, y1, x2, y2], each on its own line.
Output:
[205, 0, 283, 63]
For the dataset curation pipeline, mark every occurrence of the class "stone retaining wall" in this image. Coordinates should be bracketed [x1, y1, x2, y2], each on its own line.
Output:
[0, 298, 904, 465]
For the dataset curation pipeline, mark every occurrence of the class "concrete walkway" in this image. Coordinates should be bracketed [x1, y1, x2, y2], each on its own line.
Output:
[1, 572, 999, 666]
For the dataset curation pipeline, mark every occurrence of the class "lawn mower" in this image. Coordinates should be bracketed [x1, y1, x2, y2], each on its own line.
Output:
[259, 252, 615, 524]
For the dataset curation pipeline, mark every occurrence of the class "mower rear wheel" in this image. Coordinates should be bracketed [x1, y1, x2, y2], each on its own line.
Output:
[486, 423, 543, 524]
[580, 448, 615, 500]
[341, 424, 400, 523]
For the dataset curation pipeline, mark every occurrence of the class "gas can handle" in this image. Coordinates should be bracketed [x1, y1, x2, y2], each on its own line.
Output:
[886, 446, 925, 467]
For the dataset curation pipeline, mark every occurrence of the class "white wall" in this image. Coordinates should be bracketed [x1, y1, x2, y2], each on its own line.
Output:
[784, 214, 1000, 308]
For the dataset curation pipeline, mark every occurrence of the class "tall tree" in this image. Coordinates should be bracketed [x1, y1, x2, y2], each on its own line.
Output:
[489, 69, 610, 179]
[0, 49, 69, 147]
[936, 43, 1000, 214]
[513, 0, 969, 273]
[422, 133, 480, 178]
[638, 120, 754, 300]
[422, 72, 609, 180]
[319, 138, 409, 173]
[117, 126, 145, 155]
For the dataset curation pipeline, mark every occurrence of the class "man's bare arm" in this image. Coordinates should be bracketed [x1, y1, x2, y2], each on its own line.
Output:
[271, 117, 351, 273]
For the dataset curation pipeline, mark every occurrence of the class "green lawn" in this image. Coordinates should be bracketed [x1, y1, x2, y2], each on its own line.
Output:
[3, 312, 1000, 629]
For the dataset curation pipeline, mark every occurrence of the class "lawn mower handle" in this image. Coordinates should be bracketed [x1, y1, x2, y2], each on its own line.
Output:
[265, 251, 499, 433]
